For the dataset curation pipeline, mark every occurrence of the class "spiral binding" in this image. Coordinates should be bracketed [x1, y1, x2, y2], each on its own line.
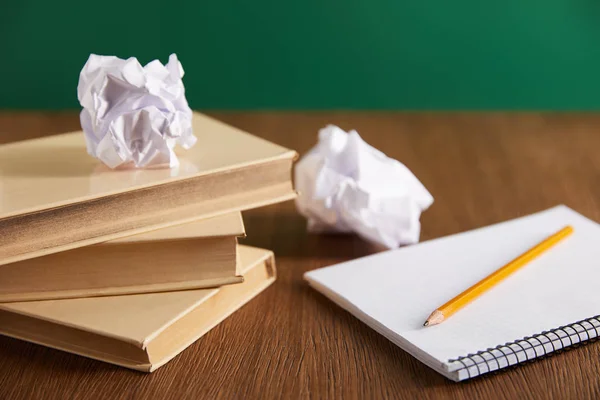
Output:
[447, 315, 600, 380]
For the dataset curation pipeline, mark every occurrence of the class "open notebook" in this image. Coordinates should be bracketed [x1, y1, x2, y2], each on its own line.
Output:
[305, 206, 600, 381]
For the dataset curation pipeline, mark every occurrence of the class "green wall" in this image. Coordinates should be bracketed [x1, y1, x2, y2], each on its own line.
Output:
[2, 1, 600, 110]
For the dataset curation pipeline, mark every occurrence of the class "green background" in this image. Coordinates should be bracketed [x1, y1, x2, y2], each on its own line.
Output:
[2, 1, 600, 110]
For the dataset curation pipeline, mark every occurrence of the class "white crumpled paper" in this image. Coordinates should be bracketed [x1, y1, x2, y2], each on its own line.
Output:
[295, 125, 434, 248]
[77, 54, 196, 169]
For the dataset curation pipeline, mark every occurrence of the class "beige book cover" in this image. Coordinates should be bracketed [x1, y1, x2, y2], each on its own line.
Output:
[0, 112, 296, 266]
[0, 212, 245, 302]
[0, 245, 275, 372]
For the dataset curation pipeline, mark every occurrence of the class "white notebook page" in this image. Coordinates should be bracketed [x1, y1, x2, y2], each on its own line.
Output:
[305, 206, 600, 380]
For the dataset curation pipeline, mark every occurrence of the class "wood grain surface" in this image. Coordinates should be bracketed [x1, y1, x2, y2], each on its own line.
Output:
[1, 112, 600, 399]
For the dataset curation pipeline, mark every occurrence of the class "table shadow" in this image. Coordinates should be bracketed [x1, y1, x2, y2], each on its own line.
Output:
[241, 212, 386, 259]
[0, 335, 126, 374]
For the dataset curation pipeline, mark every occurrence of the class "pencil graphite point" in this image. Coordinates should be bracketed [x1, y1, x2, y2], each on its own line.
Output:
[424, 310, 445, 327]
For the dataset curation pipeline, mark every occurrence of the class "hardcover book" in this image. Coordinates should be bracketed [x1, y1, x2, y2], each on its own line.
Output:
[0, 245, 275, 372]
[0, 112, 296, 266]
[0, 212, 245, 302]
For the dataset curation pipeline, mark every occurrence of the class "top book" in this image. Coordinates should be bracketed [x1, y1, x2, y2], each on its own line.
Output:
[0, 112, 297, 266]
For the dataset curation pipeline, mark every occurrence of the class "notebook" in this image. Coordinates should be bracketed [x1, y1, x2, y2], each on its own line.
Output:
[0, 112, 296, 266]
[0, 245, 275, 372]
[304, 205, 600, 381]
[0, 212, 245, 302]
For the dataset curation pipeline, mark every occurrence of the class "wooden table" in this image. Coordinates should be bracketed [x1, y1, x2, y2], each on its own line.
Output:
[1, 112, 599, 399]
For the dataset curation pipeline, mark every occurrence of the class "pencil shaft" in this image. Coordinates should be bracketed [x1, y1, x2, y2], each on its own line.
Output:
[434, 225, 573, 322]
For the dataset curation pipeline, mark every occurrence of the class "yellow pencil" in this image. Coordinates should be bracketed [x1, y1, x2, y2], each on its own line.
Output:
[423, 225, 574, 327]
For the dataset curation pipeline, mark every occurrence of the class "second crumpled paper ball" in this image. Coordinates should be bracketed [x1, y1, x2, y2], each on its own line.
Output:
[295, 125, 434, 248]
[77, 54, 196, 169]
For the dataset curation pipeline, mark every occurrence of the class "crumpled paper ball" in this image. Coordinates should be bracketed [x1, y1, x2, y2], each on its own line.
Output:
[295, 125, 434, 248]
[77, 53, 196, 169]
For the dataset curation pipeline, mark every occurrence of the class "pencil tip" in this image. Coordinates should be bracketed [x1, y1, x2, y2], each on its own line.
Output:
[424, 310, 445, 326]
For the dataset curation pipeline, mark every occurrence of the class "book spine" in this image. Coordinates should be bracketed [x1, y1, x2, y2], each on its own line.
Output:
[447, 315, 600, 380]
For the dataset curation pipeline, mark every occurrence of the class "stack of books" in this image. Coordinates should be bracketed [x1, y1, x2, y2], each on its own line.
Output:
[0, 112, 297, 371]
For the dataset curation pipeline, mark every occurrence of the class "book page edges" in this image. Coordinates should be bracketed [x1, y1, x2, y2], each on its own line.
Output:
[0, 275, 244, 303]
[112, 212, 246, 243]
[0, 235, 239, 302]
[0, 182, 295, 266]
